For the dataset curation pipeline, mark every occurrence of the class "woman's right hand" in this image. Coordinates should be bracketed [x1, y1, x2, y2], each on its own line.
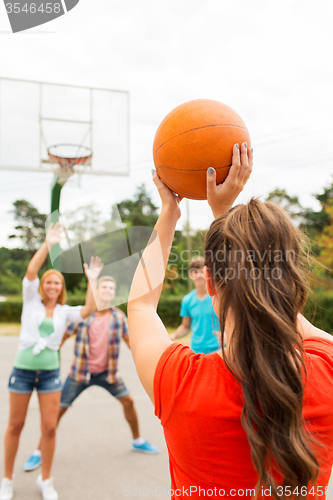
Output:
[83, 256, 103, 282]
[45, 222, 64, 247]
[207, 142, 253, 219]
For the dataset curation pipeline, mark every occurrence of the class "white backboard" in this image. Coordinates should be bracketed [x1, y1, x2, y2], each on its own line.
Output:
[0, 77, 130, 177]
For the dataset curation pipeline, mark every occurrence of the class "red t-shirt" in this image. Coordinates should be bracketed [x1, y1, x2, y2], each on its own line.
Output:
[154, 338, 333, 499]
[88, 312, 110, 373]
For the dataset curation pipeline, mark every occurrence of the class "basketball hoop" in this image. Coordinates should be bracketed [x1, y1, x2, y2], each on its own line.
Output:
[48, 144, 92, 185]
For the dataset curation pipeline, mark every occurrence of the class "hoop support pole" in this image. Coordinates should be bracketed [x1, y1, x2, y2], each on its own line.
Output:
[48, 174, 64, 270]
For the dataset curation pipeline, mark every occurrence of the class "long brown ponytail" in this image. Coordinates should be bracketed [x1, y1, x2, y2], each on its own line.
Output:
[204, 198, 319, 497]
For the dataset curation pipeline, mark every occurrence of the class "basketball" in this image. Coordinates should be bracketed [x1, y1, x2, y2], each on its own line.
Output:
[153, 99, 251, 200]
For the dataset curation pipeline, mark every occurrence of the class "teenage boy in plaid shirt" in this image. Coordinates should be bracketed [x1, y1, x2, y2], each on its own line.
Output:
[24, 276, 159, 472]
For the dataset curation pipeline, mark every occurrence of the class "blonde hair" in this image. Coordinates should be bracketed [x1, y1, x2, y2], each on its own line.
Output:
[39, 269, 67, 305]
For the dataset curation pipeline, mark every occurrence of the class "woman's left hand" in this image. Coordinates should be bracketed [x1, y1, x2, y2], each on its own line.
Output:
[83, 256, 103, 281]
[207, 142, 253, 219]
[152, 170, 183, 219]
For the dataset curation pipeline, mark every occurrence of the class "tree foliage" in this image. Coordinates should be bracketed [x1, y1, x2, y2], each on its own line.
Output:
[63, 203, 104, 244]
[266, 189, 305, 220]
[265, 182, 333, 332]
[0, 247, 31, 295]
[9, 200, 47, 255]
[111, 184, 159, 228]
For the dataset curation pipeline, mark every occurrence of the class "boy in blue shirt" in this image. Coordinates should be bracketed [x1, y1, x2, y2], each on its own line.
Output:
[170, 257, 220, 354]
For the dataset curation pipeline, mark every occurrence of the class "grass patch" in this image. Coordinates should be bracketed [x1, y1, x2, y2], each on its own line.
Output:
[0, 323, 20, 336]
[166, 327, 191, 346]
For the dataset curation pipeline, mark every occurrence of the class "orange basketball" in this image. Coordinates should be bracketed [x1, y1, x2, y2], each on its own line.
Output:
[153, 99, 251, 200]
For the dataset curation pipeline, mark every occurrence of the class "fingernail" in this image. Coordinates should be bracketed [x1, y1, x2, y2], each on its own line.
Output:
[151, 169, 155, 176]
[236, 143, 239, 150]
[244, 142, 247, 148]
[251, 147, 253, 153]
[208, 167, 214, 175]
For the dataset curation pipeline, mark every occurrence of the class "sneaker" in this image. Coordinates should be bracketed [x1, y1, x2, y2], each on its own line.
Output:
[132, 440, 160, 455]
[0, 478, 13, 500]
[36, 474, 58, 500]
[23, 452, 42, 472]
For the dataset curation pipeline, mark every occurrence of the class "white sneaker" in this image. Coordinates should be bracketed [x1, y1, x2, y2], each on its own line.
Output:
[36, 474, 58, 500]
[0, 478, 13, 500]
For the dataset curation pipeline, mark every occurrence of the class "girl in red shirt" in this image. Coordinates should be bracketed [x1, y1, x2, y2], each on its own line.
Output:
[128, 143, 333, 499]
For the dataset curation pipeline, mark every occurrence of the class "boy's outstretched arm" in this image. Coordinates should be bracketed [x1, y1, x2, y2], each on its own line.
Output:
[169, 317, 191, 341]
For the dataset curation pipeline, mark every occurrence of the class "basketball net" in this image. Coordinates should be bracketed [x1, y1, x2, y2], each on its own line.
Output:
[57, 159, 75, 185]
[48, 144, 92, 187]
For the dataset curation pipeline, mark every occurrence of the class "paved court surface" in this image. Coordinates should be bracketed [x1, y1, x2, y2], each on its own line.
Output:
[0, 336, 171, 500]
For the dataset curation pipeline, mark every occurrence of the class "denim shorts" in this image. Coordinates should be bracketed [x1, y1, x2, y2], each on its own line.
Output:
[60, 372, 130, 408]
[8, 367, 61, 395]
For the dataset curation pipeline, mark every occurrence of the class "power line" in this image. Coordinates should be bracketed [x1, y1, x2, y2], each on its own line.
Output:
[252, 119, 333, 143]
[255, 126, 333, 148]
[254, 157, 333, 176]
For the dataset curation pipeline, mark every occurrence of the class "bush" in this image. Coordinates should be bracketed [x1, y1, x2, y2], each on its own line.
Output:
[66, 296, 182, 327]
[157, 296, 182, 327]
[0, 300, 23, 322]
[304, 289, 333, 334]
[2, 290, 333, 334]
[0, 296, 183, 327]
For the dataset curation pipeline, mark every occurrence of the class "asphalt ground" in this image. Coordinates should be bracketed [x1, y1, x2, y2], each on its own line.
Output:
[0, 335, 172, 500]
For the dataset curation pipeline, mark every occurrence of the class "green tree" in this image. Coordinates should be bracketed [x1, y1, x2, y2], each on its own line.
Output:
[64, 203, 104, 244]
[265, 180, 333, 241]
[311, 200, 333, 283]
[0, 247, 31, 295]
[266, 189, 305, 221]
[9, 200, 47, 256]
[303, 179, 333, 236]
[110, 184, 159, 228]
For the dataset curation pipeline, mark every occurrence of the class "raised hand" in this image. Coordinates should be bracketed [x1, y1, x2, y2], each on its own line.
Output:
[83, 256, 103, 282]
[152, 169, 183, 220]
[26, 221, 65, 280]
[45, 222, 65, 247]
[207, 142, 253, 219]
[80, 257, 104, 318]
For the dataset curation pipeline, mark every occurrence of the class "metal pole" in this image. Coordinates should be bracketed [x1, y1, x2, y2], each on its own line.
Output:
[127, 92, 130, 175]
[39, 82, 42, 167]
[48, 174, 63, 269]
[186, 199, 193, 291]
[90, 88, 93, 170]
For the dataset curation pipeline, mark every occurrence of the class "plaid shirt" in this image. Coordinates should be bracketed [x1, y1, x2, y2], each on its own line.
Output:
[66, 307, 129, 384]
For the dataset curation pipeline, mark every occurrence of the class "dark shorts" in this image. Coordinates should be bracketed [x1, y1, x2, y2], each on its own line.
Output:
[8, 367, 61, 395]
[60, 371, 130, 408]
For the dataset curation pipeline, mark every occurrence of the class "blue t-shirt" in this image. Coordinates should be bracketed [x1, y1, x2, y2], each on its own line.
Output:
[180, 289, 220, 354]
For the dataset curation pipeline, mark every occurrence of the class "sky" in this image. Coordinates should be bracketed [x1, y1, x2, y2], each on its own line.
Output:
[1, 0, 333, 248]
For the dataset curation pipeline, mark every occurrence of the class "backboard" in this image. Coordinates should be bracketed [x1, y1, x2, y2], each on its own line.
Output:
[0, 77, 130, 177]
